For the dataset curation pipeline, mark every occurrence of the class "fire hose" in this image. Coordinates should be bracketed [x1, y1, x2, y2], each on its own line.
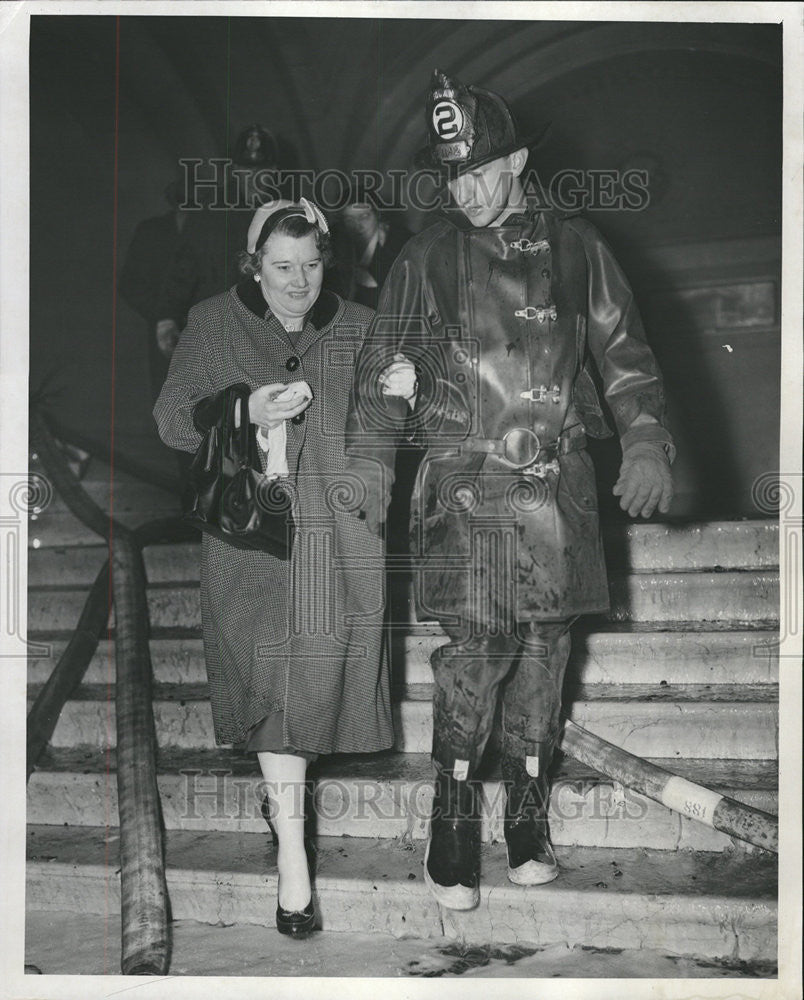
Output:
[28, 410, 177, 975]
[560, 719, 778, 853]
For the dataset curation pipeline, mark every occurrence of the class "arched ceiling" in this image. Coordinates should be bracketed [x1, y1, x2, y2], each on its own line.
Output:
[124, 17, 780, 171]
[31, 14, 781, 249]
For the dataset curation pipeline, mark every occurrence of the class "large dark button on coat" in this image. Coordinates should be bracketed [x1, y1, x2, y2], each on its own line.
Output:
[285, 356, 300, 372]
[291, 411, 306, 424]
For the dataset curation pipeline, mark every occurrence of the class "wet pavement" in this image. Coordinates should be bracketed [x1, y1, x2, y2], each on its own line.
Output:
[25, 910, 777, 980]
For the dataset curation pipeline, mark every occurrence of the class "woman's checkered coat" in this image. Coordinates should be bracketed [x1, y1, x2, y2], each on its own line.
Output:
[154, 282, 393, 754]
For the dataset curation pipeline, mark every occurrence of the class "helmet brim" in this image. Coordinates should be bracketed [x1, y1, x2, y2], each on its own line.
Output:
[413, 122, 551, 178]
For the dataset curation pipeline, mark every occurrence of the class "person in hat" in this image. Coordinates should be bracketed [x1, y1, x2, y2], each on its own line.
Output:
[154, 199, 393, 937]
[345, 70, 674, 909]
[154, 125, 283, 354]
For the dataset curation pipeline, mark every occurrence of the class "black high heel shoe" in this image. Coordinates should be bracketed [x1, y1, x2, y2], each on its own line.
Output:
[262, 795, 319, 936]
[275, 898, 317, 938]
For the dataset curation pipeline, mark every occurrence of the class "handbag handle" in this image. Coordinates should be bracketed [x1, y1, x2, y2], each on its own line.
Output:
[230, 384, 258, 472]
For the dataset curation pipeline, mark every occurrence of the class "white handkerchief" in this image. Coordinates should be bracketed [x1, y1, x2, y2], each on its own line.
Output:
[256, 421, 289, 476]
[254, 381, 312, 477]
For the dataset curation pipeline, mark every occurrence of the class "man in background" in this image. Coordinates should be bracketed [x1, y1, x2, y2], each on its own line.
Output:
[118, 177, 187, 401]
[154, 124, 281, 353]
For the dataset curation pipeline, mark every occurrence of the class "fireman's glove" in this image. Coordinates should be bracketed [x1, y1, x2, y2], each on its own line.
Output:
[613, 441, 673, 518]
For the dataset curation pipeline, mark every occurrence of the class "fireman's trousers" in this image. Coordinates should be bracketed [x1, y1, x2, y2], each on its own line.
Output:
[430, 618, 574, 779]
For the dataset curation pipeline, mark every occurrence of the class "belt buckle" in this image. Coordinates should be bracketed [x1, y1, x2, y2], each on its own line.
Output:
[501, 427, 542, 469]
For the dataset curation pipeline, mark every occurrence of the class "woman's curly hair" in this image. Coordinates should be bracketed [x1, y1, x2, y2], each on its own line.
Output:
[238, 213, 334, 277]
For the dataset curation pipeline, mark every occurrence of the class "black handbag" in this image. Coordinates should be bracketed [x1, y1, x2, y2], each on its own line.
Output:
[182, 382, 295, 559]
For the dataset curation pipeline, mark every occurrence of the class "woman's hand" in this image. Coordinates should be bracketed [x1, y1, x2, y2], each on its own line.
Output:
[248, 383, 312, 430]
[378, 353, 418, 405]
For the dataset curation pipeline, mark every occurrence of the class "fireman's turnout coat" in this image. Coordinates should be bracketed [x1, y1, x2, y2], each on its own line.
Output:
[346, 202, 673, 626]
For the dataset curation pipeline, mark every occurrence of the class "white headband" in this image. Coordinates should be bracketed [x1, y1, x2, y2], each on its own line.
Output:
[246, 197, 329, 254]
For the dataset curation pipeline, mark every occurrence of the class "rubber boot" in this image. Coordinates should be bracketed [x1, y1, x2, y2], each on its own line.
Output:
[502, 748, 558, 886]
[423, 763, 480, 910]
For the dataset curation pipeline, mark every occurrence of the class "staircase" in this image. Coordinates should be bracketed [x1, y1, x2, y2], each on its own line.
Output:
[26, 460, 779, 968]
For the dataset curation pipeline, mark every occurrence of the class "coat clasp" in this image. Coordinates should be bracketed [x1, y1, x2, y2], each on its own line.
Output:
[509, 238, 550, 254]
[520, 385, 561, 404]
[515, 305, 558, 323]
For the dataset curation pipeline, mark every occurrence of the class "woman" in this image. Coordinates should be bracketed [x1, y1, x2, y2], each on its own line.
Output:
[154, 199, 393, 937]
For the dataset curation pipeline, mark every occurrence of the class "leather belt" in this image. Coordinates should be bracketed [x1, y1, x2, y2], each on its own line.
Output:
[460, 425, 586, 476]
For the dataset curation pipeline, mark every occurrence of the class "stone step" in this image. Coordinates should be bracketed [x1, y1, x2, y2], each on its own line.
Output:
[25, 825, 777, 960]
[388, 571, 780, 626]
[599, 519, 777, 572]
[394, 624, 780, 687]
[27, 502, 180, 550]
[26, 569, 781, 635]
[28, 748, 777, 853]
[30, 455, 165, 487]
[27, 626, 781, 689]
[30, 683, 779, 760]
[26, 519, 780, 582]
[41, 479, 179, 515]
[599, 570, 778, 624]
[27, 542, 188, 587]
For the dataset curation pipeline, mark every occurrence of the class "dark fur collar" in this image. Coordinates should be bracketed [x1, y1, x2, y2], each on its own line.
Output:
[236, 278, 340, 330]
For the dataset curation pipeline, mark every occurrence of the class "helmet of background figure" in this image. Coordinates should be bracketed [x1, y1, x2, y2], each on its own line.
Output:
[233, 124, 279, 168]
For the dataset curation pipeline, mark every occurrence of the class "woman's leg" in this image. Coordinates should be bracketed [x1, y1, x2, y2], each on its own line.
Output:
[257, 751, 311, 911]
